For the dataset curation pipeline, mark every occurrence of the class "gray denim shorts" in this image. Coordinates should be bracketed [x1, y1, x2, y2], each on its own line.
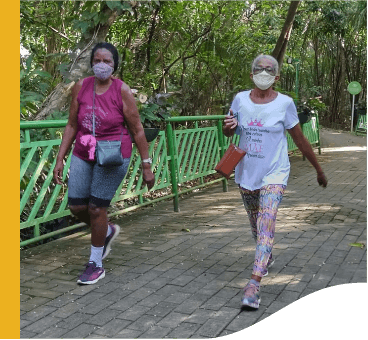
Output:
[68, 154, 130, 207]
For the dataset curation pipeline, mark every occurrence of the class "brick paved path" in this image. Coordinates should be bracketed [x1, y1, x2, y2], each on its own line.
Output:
[20, 131, 366, 338]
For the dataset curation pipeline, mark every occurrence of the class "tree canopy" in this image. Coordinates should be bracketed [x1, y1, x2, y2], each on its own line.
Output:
[20, 0, 366, 129]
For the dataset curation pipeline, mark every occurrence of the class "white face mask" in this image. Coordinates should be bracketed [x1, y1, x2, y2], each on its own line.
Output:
[252, 70, 276, 90]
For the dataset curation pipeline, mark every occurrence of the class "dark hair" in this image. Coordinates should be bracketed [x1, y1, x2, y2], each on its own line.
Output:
[90, 42, 119, 73]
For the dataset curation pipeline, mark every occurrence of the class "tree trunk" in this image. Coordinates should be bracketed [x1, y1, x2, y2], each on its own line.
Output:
[338, 38, 346, 124]
[44, 33, 57, 75]
[272, 1, 300, 69]
[313, 36, 320, 87]
[34, 5, 119, 120]
[146, 5, 161, 73]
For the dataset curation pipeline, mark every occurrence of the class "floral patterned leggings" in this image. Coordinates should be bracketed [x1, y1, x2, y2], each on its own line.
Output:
[240, 184, 286, 277]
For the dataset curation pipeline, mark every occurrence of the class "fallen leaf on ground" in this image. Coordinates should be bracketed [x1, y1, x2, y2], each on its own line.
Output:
[349, 242, 366, 249]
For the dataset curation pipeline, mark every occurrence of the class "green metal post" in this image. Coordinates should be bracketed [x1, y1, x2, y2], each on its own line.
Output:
[166, 122, 180, 212]
[315, 112, 322, 154]
[34, 223, 40, 238]
[302, 122, 306, 161]
[217, 119, 228, 192]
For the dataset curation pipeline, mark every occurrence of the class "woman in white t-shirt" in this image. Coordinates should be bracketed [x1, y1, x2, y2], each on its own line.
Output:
[223, 54, 328, 310]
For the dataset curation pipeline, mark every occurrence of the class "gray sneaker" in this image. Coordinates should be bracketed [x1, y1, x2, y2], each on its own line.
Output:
[241, 282, 261, 309]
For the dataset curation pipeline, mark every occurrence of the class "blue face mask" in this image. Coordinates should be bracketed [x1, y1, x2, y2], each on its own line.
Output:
[92, 62, 114, 81]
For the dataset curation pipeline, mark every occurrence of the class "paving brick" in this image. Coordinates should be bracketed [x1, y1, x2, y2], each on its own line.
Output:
[174, 297, 206, 315]
[82, 298, 115, 315]
[125, 286, 155, 301]
[226, 312, 259, 331]
[115, 306, 148, 322]
[56, 312, 90, 329]
[197, 318, 228, 338]
[109, 296, 140, 312]
[284, 279, 308, 293]
[112, 328, 143, 338]
[19, 134, 367, 338]
[140, 326, 172, 338]
[20, 296, 51, 311]
[49, 302, 84, 318]
[62, 323, 98, 338]
[20, 330, 37, 338]
[74, 292, 106, 306]
[185, 308, 215, 325]
[103, 288, 132, 301]
[351, 269, 367, 283]
[136, 293, 166, 308]
[167, 322, 201, 338]
[265, 300, 289, 314]
[92, 282, 125, 295]
[87, 309, 122, 326]
[200, 296, 228, 311]
[164, 291, 192, 304]
[144, 301, 177, 318]
[32, 325, 70, 338]
[93, 318, 131, 337]
[21, 305, 57, 322]
[69, 284, 97, 296]
[170, 274, 196, 286]
[23, 315, 61, 333]
[46, 293, 79, 308]
[125, 315, 161, 332]
[277, 290, 301, 304]
[24, 288, 63, 300]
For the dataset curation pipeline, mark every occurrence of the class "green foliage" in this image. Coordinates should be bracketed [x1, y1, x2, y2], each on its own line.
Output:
[137, 100, 173, 127]
[20, 55, 52, 119]
[20, 0, 366, 130]
[307, 98, 327, 116]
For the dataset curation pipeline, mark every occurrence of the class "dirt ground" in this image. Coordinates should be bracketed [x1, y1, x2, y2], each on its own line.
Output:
[319, 127, 367, 148]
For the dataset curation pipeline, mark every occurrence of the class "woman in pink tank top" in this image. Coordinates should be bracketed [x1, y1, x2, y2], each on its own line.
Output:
[53, 43, 155, 285]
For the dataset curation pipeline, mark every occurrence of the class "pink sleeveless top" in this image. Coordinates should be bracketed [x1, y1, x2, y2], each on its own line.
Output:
[73, 76, 132, 161]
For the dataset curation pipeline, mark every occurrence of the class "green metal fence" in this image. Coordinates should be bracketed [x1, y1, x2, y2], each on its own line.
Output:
[20, 115, 320, 247]
[355, 114, 367, 135]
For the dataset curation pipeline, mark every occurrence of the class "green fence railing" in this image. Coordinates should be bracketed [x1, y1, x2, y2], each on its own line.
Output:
[355, 114, 367, 136]
[20, 115, 320, 247]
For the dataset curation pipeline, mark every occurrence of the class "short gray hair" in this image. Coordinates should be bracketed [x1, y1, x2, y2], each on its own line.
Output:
[251, 54, 279, 75]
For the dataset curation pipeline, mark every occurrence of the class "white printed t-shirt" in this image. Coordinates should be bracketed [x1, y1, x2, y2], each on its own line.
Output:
[230, 90, 299, 191]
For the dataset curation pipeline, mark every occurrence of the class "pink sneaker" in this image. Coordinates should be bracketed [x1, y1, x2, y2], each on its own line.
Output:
[77, 261, 105, 285]
[102, 224, 121, 260]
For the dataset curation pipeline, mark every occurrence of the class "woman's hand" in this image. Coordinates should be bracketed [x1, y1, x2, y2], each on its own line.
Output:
[53, 160, 64, 185]
[53, 79, 82, 186]
[142, 164, 155, 190]
[288, 124, 328, 189]
[317, 172, 328, 188]
[224, 109, 238, 130]
[223, 109, 238, 137]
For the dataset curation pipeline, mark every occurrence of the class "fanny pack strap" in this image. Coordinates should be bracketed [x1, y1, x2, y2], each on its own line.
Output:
[92, 79, 96, 137]
[92, 78, 123, 142]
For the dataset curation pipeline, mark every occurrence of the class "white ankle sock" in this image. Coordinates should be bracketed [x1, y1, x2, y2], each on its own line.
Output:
[89, 245, 104, 267]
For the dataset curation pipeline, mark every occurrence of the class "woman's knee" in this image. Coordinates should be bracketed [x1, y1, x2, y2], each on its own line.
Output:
[69, 205, 88, 216]
[88, 203, 107, 219]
